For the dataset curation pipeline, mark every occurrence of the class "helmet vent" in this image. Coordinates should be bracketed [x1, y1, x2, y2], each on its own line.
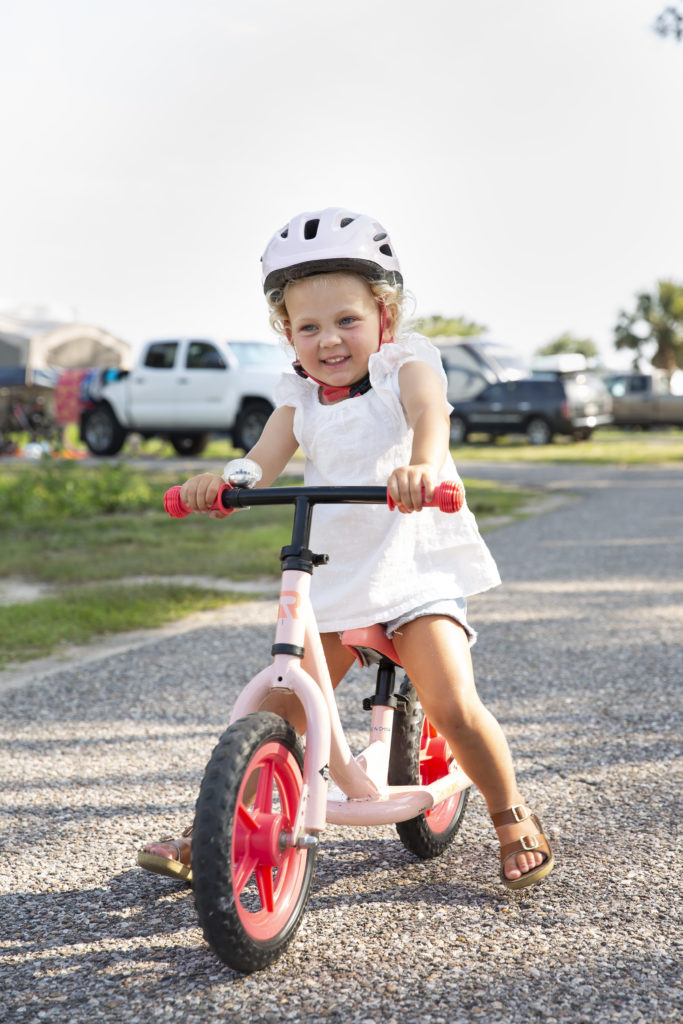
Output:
[379, 243, 393, 257]
[340, 217, 355, 228]
[304, 218, 320, 240]
[280, 228, 289, 238]
[374, 232, 387, 241]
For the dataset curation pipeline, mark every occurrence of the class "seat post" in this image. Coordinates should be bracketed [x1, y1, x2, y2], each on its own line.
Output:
[362, 657, 399, 711]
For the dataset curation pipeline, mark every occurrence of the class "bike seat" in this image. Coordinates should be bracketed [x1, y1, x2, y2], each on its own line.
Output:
[341, 625, 403, 669]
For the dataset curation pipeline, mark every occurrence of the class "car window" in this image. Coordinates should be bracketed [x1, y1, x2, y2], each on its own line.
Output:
[144, 342, 178, 369]
[475, 343, 530, 379]
[565, 374, 608, 401]
[186, 341, 226, 370]
[479, 382, 508, 401]
[438, 345, 489, 400]
[226, 342, 290, 367]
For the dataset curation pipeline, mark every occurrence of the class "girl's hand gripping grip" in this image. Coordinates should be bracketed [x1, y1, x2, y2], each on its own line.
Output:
[163, 483, 235, 518]
[386, 480, 465, 513]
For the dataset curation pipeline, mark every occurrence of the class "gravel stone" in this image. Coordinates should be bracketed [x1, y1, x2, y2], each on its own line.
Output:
[0, 461, 681, 1023]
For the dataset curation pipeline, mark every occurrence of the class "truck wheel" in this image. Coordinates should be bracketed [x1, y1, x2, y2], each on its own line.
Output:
[233, 401, 273, 452]
[449, 415, 468, 445]
[170, 433, 210, 456]
[526, 417, 553, 445]
[82, 404, 127, 456]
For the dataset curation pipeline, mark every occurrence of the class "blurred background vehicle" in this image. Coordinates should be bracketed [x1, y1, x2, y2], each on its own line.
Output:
[601, 370, 683, 428]
[435, 339, 531, 403]
[448, 372, 613, 445]
[78, 337, 289, 456]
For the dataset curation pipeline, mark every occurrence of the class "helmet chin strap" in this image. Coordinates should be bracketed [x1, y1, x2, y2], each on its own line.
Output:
[288, 303, 392, 402]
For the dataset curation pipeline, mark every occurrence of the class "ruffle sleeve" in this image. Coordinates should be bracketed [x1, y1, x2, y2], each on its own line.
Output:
[368, 333, 450, 406]
[274, 369, 312, 409]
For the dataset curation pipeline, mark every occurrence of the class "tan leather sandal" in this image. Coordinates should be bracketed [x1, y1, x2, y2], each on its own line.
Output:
[137, 824, 193, 883]
[491, 804, 555, 890]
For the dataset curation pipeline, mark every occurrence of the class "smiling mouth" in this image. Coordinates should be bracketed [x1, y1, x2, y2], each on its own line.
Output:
[322, 355, 349, 366]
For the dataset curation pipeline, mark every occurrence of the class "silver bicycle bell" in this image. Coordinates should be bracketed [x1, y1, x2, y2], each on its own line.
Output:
[222, 458, 263, 489]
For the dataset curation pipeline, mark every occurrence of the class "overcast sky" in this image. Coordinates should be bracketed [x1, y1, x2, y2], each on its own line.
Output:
[2, 0, 682, 365]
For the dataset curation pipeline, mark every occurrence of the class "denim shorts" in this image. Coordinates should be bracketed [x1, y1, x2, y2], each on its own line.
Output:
[384, 597, 476, 647]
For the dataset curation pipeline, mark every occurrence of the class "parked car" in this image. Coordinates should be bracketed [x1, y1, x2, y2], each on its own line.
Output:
[601, 371, 683, 428]
[436, 340, 531, 403]
[449, 373, 613, 445]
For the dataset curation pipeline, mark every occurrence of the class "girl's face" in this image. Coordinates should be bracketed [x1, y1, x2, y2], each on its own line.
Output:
[285, 273, 387, 390]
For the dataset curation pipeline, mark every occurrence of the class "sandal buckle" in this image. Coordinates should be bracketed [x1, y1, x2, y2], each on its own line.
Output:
[520, 834, 539, 851]
[511, 804, 527, 823]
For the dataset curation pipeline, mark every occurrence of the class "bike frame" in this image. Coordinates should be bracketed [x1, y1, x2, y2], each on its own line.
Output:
[216, 485, 472, 845]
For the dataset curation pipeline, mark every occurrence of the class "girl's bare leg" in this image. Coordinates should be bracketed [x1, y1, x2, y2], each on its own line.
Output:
[391, 615, 545, 882]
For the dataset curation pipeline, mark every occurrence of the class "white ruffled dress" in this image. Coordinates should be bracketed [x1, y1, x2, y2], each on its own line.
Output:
[275, 334, 501, 633]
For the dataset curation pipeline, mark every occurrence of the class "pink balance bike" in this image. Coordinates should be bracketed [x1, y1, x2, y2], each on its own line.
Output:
[164, 466, 472, 974]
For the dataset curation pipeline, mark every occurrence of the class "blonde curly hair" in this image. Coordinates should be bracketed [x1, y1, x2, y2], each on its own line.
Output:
[265, 272, 409, 346]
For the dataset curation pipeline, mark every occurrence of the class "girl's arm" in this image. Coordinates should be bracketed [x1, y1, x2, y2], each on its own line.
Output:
[179, 405, 298, 515]
[388, 360, 451, 513]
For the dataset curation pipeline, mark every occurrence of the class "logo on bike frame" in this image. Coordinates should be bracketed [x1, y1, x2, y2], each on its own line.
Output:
[277, 591, 301, 620]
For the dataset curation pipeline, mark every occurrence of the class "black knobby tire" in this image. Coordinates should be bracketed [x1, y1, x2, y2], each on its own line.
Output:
[388, 677, 469, 859]
[233, 400, 273, 451]
[82, 404, 126, 456]
[192, 712, 317, 973]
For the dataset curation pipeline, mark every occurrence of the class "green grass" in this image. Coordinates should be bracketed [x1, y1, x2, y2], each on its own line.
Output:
[0, 460, 537, 666]
[451, 428, 683, 464]
[0, 583, 243, 667]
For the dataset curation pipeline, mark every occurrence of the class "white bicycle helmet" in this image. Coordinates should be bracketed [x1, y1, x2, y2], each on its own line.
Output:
[261, 207, 402, 293]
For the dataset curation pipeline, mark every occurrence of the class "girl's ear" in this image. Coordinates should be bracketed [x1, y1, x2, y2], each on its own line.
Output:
[284, 321, 292, 343]
[380, 302, 397, 343]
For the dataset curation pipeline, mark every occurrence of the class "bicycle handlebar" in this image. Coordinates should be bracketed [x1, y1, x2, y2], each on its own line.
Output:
[163, 480, 465, 518]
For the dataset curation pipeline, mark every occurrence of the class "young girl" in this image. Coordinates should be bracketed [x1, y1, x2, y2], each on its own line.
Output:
[139, 207, 554, 890]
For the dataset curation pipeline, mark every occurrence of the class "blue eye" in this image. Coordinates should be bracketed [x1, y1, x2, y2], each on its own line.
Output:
[339, 316, 356, 326]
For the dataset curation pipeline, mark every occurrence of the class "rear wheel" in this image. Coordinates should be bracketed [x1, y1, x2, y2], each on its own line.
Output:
[526, 417, 553, 445]
[388, 677, 469, 859]
[81, 404, 126, 455]
[192, 712, 316, 973]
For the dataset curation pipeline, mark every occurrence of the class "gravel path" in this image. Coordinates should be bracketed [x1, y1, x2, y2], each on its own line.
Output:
[1, 462, 681, 1023]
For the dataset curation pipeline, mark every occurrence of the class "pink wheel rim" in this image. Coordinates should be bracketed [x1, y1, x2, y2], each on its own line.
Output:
[231, 740, 308, 941]
[419, 720, 464, 833]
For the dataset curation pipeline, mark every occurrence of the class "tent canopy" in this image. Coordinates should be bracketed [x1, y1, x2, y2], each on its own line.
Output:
[0, 316, 131, 384]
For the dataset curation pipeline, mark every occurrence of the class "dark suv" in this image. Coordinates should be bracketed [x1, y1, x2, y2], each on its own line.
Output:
[449, 373, 613, 445]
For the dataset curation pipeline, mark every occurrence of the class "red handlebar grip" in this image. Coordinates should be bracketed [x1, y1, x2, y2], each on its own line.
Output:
[386, 480, 465, 513]
[164, 485, 191, 518]
[164, 483, 235, 518]
[431, 480, 465, 513]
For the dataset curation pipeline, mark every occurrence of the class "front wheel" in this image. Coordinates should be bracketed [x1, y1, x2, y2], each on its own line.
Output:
[81, 404, 126, 456]
[388, 677, 469, 859]
[192, 712, 316, 973]
[449, 414, 468, 446]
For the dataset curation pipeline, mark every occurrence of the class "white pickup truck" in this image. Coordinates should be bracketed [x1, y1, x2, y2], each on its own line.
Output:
[79, 337, 290, 456]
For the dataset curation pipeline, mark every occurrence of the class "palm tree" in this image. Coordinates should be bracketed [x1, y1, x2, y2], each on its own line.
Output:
[614, 280, 683, 377]
[654, 5, 683, 40]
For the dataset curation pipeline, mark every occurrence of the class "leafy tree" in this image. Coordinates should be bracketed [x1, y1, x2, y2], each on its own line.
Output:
[654, 5, 683, 40]
[614, 280, 683, 375]
[536, 333, 598, 360]
[416, 314, 486, 338]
